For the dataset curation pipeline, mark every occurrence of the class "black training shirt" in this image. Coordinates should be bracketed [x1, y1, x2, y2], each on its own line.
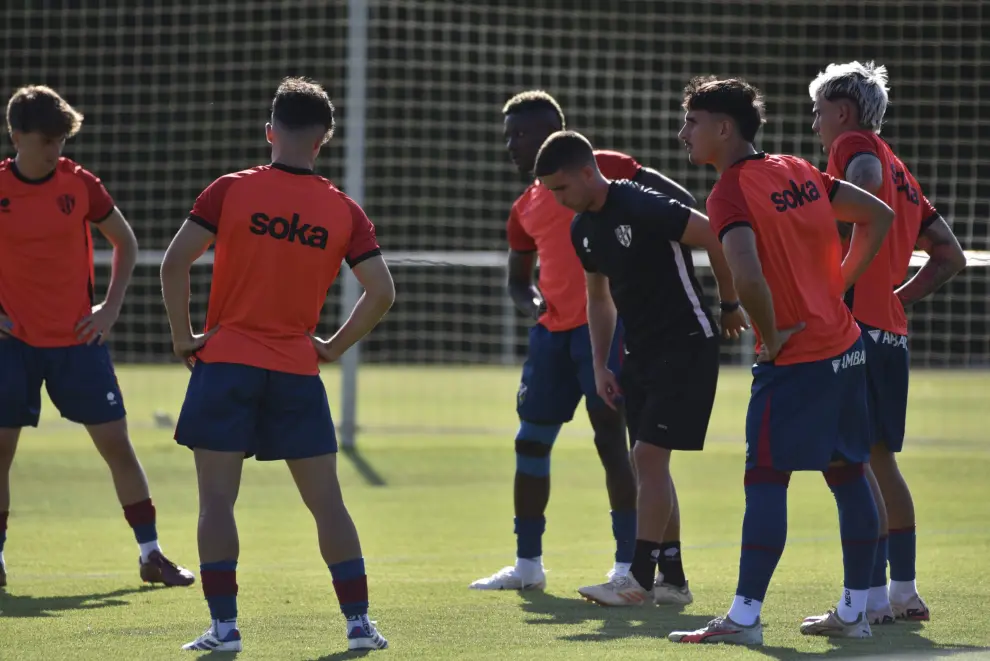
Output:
[570, 180, 716, 356]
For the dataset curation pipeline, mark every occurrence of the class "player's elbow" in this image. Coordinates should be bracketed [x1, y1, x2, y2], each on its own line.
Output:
[368, 276, 396, 312]
[936, 243, 967, 276]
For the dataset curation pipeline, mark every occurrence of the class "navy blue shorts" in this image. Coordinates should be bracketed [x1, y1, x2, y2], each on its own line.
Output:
[516, 322, 623, 424]
[859, 322, 909, 452]
[174, 361, 337, 461]
[0, 336, 126, 428]
[746, 338, 871, 472]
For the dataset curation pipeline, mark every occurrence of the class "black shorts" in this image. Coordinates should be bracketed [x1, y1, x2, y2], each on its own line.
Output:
[620, 336, 719, 451]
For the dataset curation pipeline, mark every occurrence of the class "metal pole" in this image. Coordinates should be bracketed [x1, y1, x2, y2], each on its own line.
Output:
[339, 0, 369, 449]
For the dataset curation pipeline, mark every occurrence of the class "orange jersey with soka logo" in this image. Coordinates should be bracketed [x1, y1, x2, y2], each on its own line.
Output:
[826, 130, 939, 335]
[189, 163, 381, 376]
[707, 153, 860, 366]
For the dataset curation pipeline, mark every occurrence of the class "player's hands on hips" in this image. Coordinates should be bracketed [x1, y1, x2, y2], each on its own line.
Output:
[173, 327, 218, 369]
[720, 307, 749, 340]
[75, 301, 121, 345]
[593, 365, 622, 410]
[531, 297, 548, 321]
[310, 335, 344, 363]
[757, 322, 806, 363]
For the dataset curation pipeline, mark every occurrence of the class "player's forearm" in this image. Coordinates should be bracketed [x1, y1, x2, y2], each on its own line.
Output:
[705, 243, 738, 305]
[586, 296, 618, 370]
[329, 290, 394, 355]
[103, 230, 138, 311]
[895, 249, 965, 306]
[734, 276, 776, 342]
[841, 217, 892, 290]
[508, 281, 543, 319]
[160, 264, 194, 340]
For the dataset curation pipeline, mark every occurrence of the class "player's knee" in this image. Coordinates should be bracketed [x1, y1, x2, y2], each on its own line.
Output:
[514, 422, 560, 478]
[744, 466, 792, 488]
[632, 442, 671, 478]
[823, 462, 865, 487]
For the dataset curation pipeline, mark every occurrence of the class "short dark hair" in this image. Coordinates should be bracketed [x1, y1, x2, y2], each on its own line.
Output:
[271, 77, 335, 144]
[534, 130, 595, 177]
[6, 85, 84, 138]
[502, 90, 565, 129]
[682, 76, 766, 143]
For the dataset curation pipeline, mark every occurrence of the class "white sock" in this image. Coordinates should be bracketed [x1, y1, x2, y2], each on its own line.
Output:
[612, 562, 631, 577]
[139, 540, 161, 563]
[515, 556, 543, 580]
[727, 595, 762, 626]
[889, 579, 917, 601]
[0, 550, 5, 567]
[212, 618, 237, 639]
[837, 587, 868, 622]
[867, 585, 890, 610]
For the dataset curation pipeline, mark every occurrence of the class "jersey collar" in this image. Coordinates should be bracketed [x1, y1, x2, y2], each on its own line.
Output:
[11, 161, 56, 185]
[729, 151, 767, 170]
[271, 162, 315, 176]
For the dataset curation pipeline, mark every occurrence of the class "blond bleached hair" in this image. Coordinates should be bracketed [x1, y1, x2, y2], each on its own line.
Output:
[809, 61, 890, 133]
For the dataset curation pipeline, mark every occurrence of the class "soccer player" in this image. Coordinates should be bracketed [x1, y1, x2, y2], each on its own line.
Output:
[667, 77, 895, 645]
[160, 77, 393, 653]
[470, 90, 701, 600]
[809, 61, 966, 624]
[531, 130, 748, 606]
[0, 85, 194, 589]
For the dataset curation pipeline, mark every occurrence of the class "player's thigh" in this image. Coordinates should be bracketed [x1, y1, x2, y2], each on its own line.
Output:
[38, 342, 124, 425]
[746, 341, 867, 472]
[861, 325, 909, 452]
[174, 362, 266, 457]
[517, 324, 582, 424]
[0, 337, 44, 429]
[256, 371, 337, 461]
[630, 339, 719, 452]
[835, 338, 873, 464]
[571, 321, 624, 412]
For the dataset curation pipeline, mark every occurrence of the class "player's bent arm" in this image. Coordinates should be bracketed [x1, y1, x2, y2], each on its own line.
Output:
[720, 227, 777, 343]
[830, 181, 895, 290]
[94, 208, 139, 312]
[161, 219, 216, 341]
[633, 167, 697, 208]
[678, 210, 739, 305]
[585, 271, 617, 371]
[327, 255, 395, 356]
[843, 153, 884, 196]
[896, 216, 967, 306]
[506, 249, 544, 320]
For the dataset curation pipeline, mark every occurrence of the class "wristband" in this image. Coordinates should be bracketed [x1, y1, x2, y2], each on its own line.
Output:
[720, 301, 740, 313]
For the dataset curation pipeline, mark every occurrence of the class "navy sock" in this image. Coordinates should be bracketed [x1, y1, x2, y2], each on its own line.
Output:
[872, 535, 889, 588]
[736, 468, 790, 602]
[122, 499, 158, 545]
[330, 557, 369, 618]
[825, 464, 879, 591]
[631, 539, 661, 590]
[0, 510, 7, 554]
[657, 542, 686, 587]
[888, 526, 916, 582]
[200, 560, 238, 622]
[610, 510, 636, 564]
[514, 516, 545, 560]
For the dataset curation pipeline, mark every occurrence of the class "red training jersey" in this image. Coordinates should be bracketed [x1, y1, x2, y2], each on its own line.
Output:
[189, 163, 381, 376]
[506, 150, 641, 332]
[0, 157, 115, 347]
[707, 153, 860, 366]
[826, 130, 939, 335]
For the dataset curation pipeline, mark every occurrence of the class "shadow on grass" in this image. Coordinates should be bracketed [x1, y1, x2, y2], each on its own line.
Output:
[341, 446, 387, 487]
[755, 620, 990, 660]
[518, 590, 716, 642]
[0, 586, 148, 618]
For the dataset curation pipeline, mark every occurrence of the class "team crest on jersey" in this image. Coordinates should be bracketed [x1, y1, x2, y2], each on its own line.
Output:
[615, 225, 632, 247]
[56, 194, 76, 215]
